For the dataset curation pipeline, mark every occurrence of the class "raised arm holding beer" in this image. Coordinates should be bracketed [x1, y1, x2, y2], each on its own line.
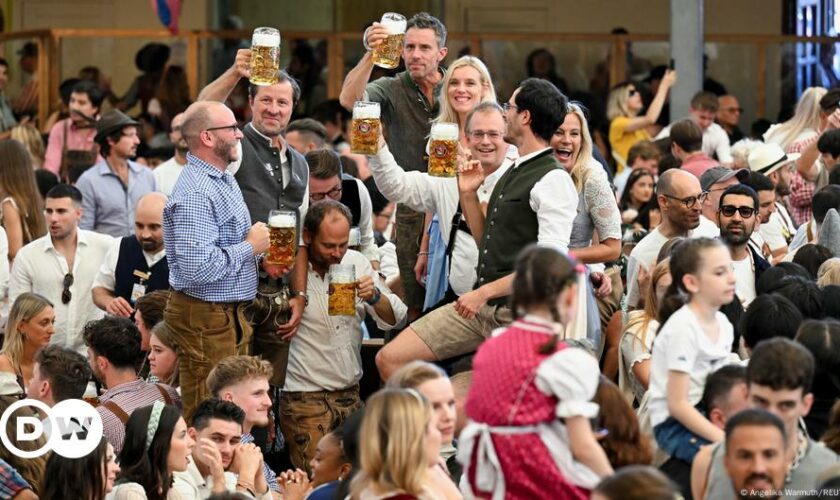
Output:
[339, 12, 449, 320]
[197, 29, 311, 392]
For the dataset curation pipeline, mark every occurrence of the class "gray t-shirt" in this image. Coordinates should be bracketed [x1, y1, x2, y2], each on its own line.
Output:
[365, 70, 442, 173]
[706, 436, 839, 500]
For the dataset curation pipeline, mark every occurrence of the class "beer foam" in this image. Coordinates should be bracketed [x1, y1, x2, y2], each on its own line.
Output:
[431, 122, 459, 140]
[381, 18, 407, 34]
[269, 213, 296, 227]
[252, 32, 281, 47]
[353, 102, 380, 119]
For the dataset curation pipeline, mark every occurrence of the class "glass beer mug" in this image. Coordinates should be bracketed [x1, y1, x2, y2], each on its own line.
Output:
[328, 264, 356, 316]
[349, 226, 362, 251]
[428, 122, 459, 177]
[250, 27, 281, 86]
[372, 13, 407, 69]
[351, 101, 381, 155]
[266, 209, 296, 267]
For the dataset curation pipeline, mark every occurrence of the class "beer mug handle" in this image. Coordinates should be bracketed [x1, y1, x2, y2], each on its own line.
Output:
[362, 27, 373, 51]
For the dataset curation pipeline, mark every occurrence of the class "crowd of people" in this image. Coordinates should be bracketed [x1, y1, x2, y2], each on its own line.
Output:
[1, 11, 840, 500]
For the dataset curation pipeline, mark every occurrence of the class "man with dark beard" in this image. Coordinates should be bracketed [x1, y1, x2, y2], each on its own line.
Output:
[723, 409, 788, 500]
[749, 142, 798, 262]
[92, 192, 170, 317]
[154, 112, 188, 196]
[718, 184, 769, 307]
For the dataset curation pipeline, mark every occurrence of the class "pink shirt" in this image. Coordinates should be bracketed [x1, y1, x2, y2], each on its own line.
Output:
[43, 118, 102, 175]
[680, 152, 719, 179]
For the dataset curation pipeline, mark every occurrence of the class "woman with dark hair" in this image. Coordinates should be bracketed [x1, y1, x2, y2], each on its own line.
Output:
[591, 465, 680, 500]
[618, 168, 660, 231]
[755, 261, 812, 295]
[40, 436, 120, 500]
[111, 402, 194, 499]
[592, 377, 653, 467]
[793, 243, 834, 280]
[794, 319, 840, 439]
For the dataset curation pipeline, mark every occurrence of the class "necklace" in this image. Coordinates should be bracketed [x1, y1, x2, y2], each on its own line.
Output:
[784, 427, 808, 484]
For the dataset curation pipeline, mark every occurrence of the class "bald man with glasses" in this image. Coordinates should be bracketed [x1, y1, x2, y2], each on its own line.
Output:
[625, 168, 706, 309]
[162, 101, 270, 419]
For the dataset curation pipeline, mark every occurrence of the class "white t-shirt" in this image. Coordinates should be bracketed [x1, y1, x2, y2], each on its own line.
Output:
[625, 227, 670, 308]
[732, 255, 756, 306]
[647, 304, 735, 427]
[153, 156, 185, 196]
[694, 215, 720, 238]
[760, 202, 797, 252]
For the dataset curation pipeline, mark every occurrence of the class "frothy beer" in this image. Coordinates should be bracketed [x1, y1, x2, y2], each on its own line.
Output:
[351, 101, 381, 155]
[266, 212, 296, 267]
[372, 14, 407, 69]
[250, 28, 281, 86]
[428, 122, 459, 177]
[329, 264, 356, 316]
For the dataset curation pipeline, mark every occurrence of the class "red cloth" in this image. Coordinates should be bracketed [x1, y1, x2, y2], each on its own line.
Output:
[680, 153, 719, 179]
[465, 320, 589, 500]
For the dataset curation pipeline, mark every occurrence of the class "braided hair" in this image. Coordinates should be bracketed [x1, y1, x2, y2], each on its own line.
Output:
[511, 244, 581, 354]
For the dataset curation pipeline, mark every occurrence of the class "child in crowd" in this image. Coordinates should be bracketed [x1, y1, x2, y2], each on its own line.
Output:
[648, 238, 737, 464]
[459, 245, 612, 499]
[388, 361, 460, 481]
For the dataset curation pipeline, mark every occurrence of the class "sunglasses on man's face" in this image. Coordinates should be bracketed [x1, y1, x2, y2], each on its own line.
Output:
[62, 273, 73, 304]
[719, 205, 757, 218]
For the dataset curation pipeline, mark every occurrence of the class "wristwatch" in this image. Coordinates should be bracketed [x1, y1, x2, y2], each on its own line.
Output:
[365, 287, 382, 305]
[290, 290, 309, 306]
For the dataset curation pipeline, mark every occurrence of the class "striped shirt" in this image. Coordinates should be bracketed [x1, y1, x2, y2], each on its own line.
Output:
[163, 152, 258, 302]
[97, 378, 181, 455]
[241, 432, 281, 493]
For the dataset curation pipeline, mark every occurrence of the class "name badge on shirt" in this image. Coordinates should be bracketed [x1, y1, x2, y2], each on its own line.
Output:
[131, 270, 150, 304]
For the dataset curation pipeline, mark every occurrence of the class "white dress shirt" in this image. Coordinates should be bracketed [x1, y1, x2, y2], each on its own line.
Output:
[92, 237, 167, 292]
[173, 459, 271, 500]
[657, 121, 733, 164]
[345, 176, 380, 263]
[515, 147, 579, 253]
[153, 156, 186, 196]
[10, 229, 113, 354]
[368, 144, 513, 295]
[284, 250, 407, 393]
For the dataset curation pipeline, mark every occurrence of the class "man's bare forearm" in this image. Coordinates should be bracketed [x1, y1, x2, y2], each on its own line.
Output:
[339, 52, 375, 110]
[460, 191, 486, 245]
[198, 67, 242, 102]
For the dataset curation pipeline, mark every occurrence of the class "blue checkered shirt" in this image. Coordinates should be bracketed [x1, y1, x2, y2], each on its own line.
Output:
[241, 432, 281, 492]
[0, 458, 31, 498]
[163, 153, 258, 302]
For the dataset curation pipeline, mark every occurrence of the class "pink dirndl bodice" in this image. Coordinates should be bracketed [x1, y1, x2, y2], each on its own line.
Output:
[463, 319, 590, 500]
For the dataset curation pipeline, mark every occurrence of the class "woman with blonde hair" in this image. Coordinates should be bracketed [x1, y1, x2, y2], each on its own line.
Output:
[0, 293, 55, 395]
[433, 55, 496, 136]
[351, 388, 460, 500]
[818, 257, 840, 287]
[387, 361, 459, 480]
[764, 87, 827, 150]
[618, 258, 671, 405]
[0, 139, 46, 261]
[607, 71, 676, 172]
[10, 123, 45, 168]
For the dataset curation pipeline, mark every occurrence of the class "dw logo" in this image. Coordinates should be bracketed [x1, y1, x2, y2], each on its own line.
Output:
[0, 398, 103, 459]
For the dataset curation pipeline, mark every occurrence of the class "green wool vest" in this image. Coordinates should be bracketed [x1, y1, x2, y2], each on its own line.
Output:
[476, 149, 561, 305]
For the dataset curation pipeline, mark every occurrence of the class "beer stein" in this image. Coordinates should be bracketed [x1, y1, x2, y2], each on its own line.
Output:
[266, 209, 296, 267]
[250, 27, 281, 86]
[328, 264, 356, 316]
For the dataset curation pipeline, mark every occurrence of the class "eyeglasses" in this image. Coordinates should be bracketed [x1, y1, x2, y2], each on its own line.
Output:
[310, 186, 342, 202]
[62, 273, 73, 304]
[205, 124, 239, 133]
[719, 205, 757, 218]
[502, 103, 520, 112]
[467, 130, 503, 141]
[722, 107, 744, 113]
[660, 191, 709, 208]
